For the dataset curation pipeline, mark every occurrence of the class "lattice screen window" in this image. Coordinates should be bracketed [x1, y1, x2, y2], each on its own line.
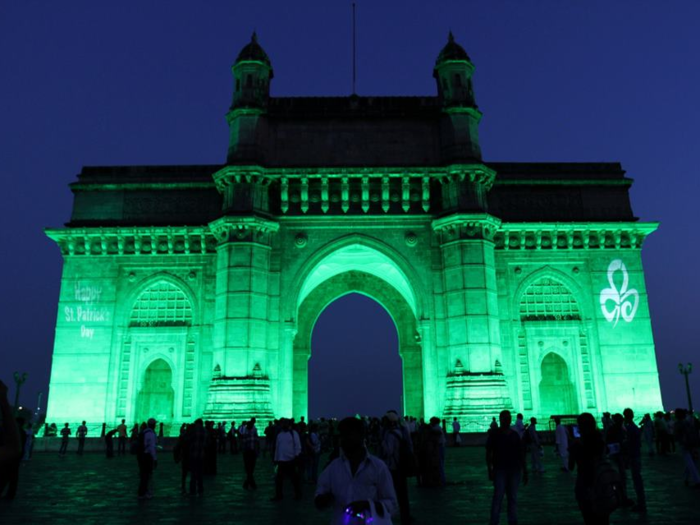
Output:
[129, 281, 193, 327]
[519, 278, 581, 321]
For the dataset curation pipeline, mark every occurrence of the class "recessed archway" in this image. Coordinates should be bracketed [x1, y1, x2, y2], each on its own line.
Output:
[539, 352, 578, 417]
[308, 293, 402, 418]
[136, 358, 175, 424]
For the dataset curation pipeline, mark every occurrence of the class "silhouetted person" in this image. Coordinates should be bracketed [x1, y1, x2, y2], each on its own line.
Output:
[173, 423, 190, 495]
[452, 417, 461, 447]
[315, 417, 397, 525]
[204, 420, 218, 475]
[665, 412, 676, 452]
[674, 408, 700, 487]
[486, 410, 527, 525]
[569, 412, 612, 525]
[271, 418, 302, 501]
[554, 416, 569, 472]
[23, 422, 34, 462]
[188, 419, 206, 496]
[241, 419, 260, 490]
[105, 428, 118, 458]
[228, 420, 239, 454]
[264, 421, 275, 457]
[486, 410, 528, 525]
[430, 416, 446, 485]
[654, 411, 668, 455]
[512, 413, 525, 439]
[117, 419, 127, 456]
[136, 418, 157, 499]
[129, 423, 139, 454]
[640, 413, 654, 456]
[623, 408, 646, 512]
[218, 422, 228, 454]
[601, 412, 612, 441]
[606, 413, 633, 507]
[380, 410, 413, 524]
[306, 422, 322, 484]
[527, 417, 544, 474]
[59, 423, 71, 456]
[0, 381, 21, 500]
[76, 421, 88, 455]
[419, 417, 442, 487]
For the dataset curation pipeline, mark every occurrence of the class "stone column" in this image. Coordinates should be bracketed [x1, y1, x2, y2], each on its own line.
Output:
[418, 319, 438, 418]
[204, 215, 279, 421]
[433, 213, 513, 428]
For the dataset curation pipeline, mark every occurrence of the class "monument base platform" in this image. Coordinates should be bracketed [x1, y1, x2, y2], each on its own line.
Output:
[203, 376, 275, 423]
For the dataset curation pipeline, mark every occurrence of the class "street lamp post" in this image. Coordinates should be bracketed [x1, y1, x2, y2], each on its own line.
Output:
[13, 371, 28, 412]
[678, 363, 693, 412]
[36, 391, 44, 416]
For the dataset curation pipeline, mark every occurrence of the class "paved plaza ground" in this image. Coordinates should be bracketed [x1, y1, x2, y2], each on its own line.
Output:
[1, 443, 698, 524]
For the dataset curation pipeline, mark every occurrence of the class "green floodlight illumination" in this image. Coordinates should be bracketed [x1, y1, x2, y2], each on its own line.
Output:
[43, 31, 664, 433]
[297, 244, 417, 316]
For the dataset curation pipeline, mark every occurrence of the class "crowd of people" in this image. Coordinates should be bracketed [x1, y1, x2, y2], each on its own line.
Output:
[485, 408, 700, 525]
[1, 379, 699, 525]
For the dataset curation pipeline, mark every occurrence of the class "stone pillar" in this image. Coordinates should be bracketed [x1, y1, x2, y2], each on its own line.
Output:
[418, 320, 439, 418]
[204, 215, 279, 421]
[281, 322, 299, 419]
[433, 213, 512, 429]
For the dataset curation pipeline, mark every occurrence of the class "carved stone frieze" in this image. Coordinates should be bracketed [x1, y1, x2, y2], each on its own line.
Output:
[494, 222, 658, 251]
[45, 226, 217, 257]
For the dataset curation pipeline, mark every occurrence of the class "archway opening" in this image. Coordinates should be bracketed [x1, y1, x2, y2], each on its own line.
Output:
[308, 293, 402, 419]
[539, 352, 578, 417]
[136, 359, 175, 424]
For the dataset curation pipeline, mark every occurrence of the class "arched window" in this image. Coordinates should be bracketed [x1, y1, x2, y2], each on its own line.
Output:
[129, 281, 193, 327]
[519, 277, 580, 321]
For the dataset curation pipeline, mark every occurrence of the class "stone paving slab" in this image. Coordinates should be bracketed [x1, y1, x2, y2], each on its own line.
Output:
[1, 446, 698, 524]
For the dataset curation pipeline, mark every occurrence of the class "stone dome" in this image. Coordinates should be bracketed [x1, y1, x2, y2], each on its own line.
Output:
[435, 31, 471, 65]
[235, 32, 272, 67]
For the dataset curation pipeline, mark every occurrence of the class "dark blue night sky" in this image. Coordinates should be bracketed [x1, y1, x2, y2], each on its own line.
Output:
[1, 1, 698, 417]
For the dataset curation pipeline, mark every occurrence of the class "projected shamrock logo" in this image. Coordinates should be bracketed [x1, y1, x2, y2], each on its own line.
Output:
[599, 259, 639, 327]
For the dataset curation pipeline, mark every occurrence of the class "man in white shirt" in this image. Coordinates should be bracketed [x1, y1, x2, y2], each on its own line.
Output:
[271, 418, 302, 501]
[316, 417, 397, 525]
[554, 416, 569, 472]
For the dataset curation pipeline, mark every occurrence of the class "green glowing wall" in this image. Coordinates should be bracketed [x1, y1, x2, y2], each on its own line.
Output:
[45, 33, 662, 434]
[46, 217, 663, 433]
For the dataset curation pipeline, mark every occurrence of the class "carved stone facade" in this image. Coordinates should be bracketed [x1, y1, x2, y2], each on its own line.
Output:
[45, 34, 662, 433]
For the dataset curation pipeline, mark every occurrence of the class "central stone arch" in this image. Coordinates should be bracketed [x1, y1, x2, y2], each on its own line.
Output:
[292, 270, 423, 418]
[285, 237, 428, 419]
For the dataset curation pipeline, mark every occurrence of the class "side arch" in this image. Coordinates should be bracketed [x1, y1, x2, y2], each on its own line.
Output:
[135, 358, 175, 424]
[121, 272, 200, 327]
[513, 266, 590, 321]
[112, 272, 200, 431]
[512, 266, 599, 416]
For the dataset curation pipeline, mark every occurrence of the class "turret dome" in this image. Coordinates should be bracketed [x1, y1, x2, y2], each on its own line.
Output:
[435, 31, 471, 66]
[235, 32, 272, 68]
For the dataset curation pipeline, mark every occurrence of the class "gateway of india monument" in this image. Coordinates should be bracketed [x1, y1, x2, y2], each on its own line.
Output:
[45, 33, 662, 433]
